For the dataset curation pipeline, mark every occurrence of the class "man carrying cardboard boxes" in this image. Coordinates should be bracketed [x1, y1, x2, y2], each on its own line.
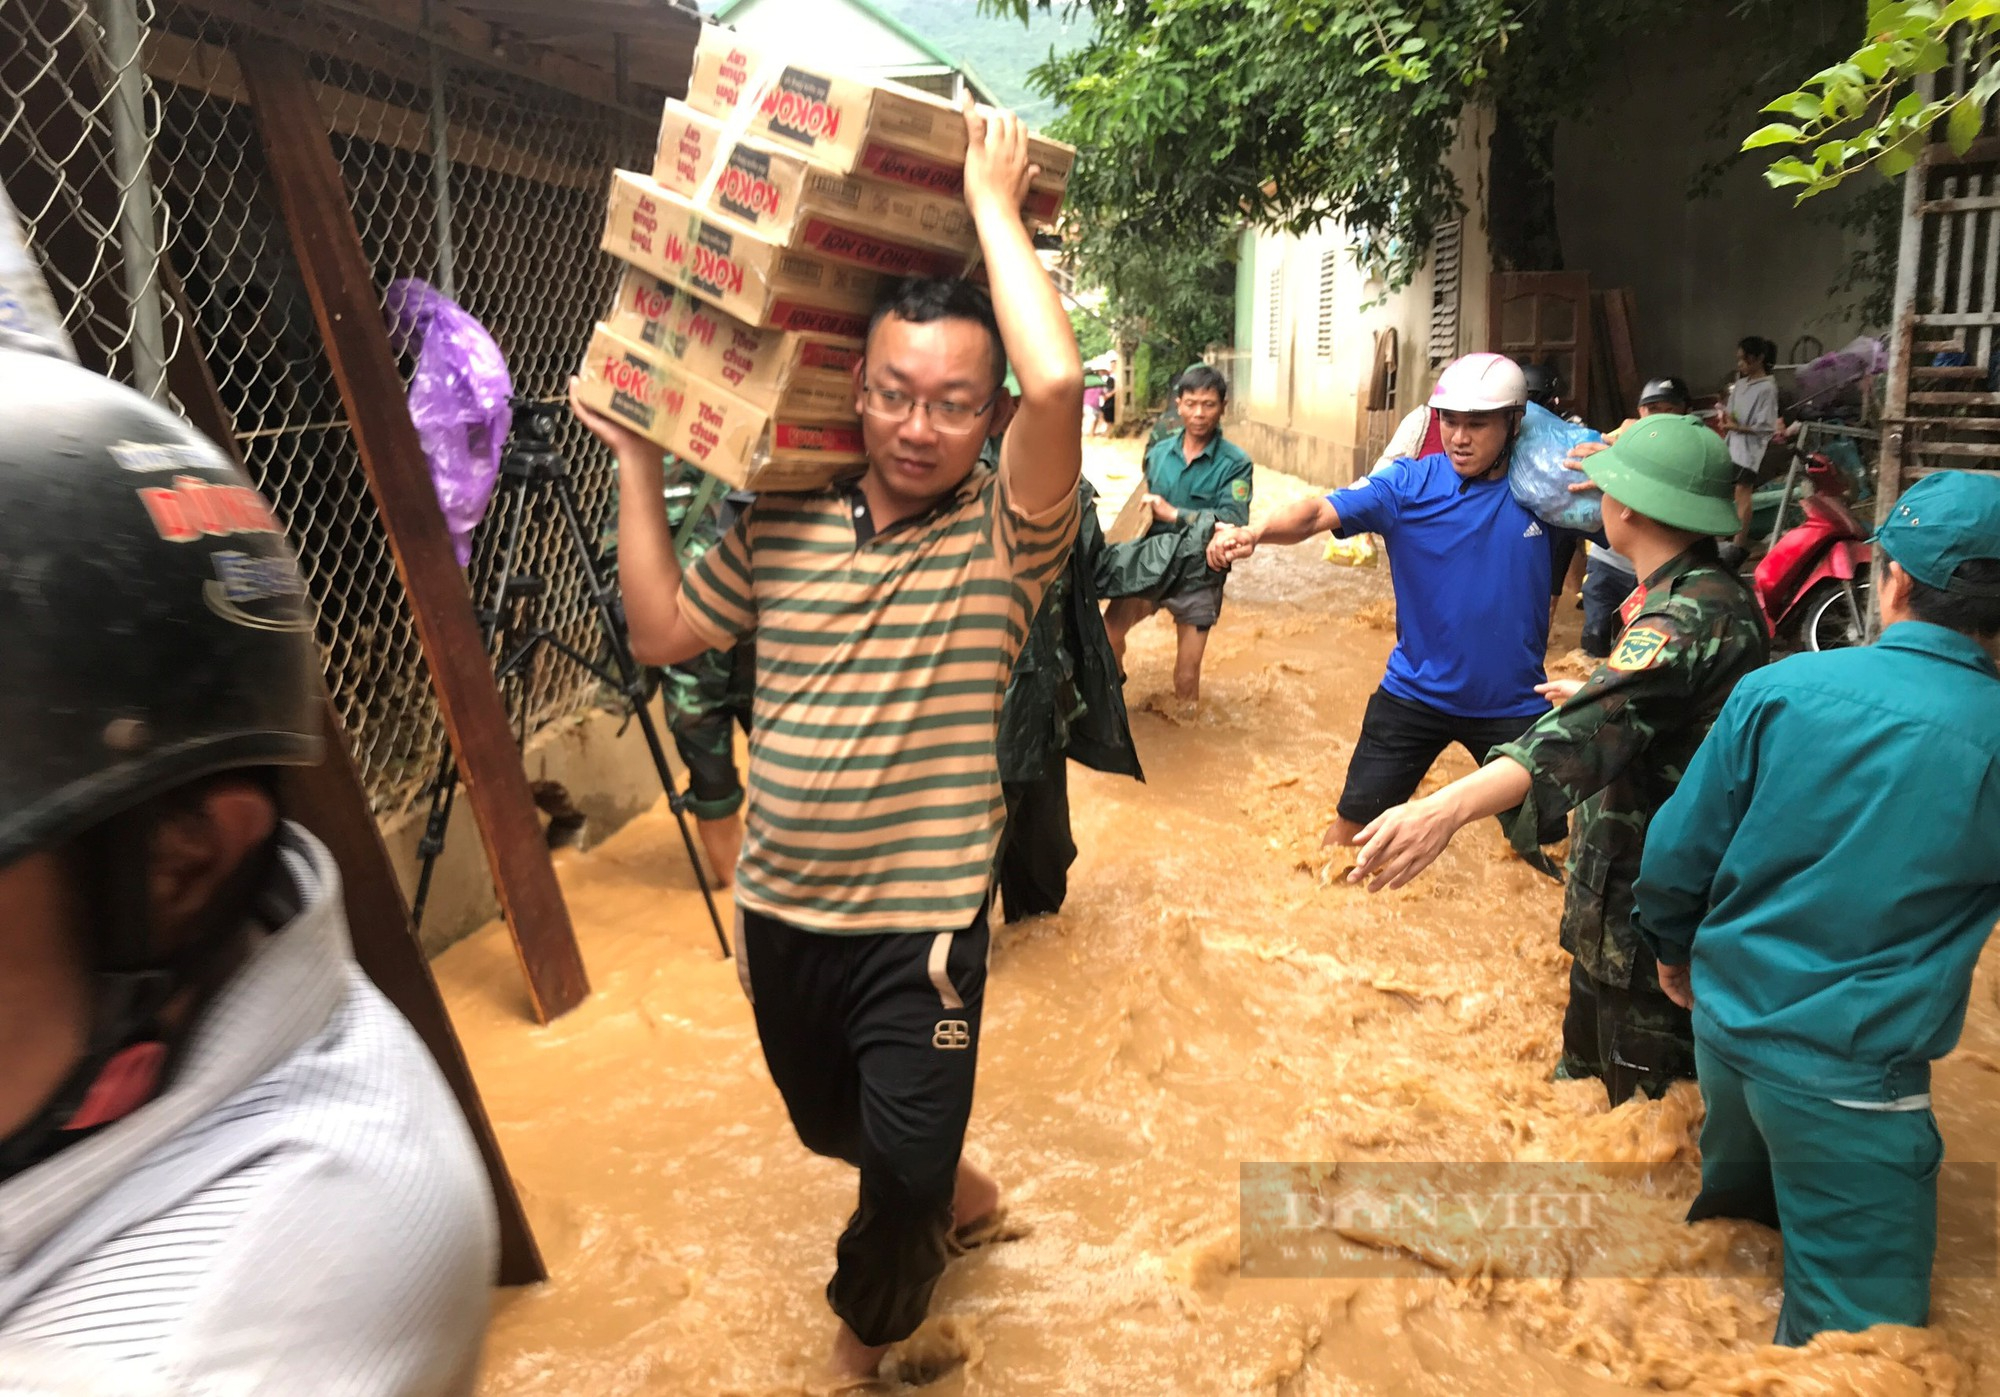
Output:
[571, 95, 1082, 1384]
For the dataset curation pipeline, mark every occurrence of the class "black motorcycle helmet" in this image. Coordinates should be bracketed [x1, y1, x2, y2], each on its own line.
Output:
[1522, 361, 1560, 407]
[1638, 375, 1693, 412]
[0, 349, 320, 1174]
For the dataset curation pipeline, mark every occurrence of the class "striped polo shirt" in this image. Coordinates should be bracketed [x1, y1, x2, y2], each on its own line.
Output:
[678, 465, 1078, 933]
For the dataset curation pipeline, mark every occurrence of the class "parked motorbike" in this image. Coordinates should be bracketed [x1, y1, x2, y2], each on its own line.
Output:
[1752, 447, 1872, 652]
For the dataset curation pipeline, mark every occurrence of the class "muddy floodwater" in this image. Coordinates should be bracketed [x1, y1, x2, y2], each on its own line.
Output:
[435, 439, 2000, 1395]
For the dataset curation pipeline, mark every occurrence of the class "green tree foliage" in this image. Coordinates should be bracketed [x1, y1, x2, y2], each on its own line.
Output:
[992, 0, 1519, 293]
[1069, 304, 1114, 362]
[1744, 2, 2000, 197]
[981, 0, 1692, 360]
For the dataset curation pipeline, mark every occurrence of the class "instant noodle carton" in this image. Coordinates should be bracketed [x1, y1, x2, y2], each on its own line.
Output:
[602, 170, 880, 338]
[654, 100, 979, 257]
[602, 264, 859, 422]
[575, 323, 864, 492]
[684, 25, 1073, 225]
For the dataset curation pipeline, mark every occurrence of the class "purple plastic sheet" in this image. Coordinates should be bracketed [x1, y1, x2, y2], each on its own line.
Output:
[1794, 335, 1887, 413]
[384, 278, 510, 566]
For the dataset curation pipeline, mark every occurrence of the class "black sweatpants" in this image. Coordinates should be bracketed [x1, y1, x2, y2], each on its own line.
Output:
[736, 904, 991, 1347]
[998, 763, 1076, 922]
[1337, 688, 1541, 827]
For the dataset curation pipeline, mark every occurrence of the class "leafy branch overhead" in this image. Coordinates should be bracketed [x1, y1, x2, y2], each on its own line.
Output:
[985, 0, 1525, 292]
[1744, 0, 2000, 198]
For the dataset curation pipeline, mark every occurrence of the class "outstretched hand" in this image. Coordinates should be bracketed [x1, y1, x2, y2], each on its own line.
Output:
[1347, 797, 1459, 893]
[960, 93, 1035, 220]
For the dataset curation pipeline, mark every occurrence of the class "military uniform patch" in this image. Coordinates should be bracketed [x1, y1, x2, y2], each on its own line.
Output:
[1608, 625, 1671, 672]
[1230, 478, 1250, 501]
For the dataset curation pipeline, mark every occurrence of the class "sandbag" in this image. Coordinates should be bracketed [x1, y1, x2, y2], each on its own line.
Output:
[1508, 401, 1602, 533]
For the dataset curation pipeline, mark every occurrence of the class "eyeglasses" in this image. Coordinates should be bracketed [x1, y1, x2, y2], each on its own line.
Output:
[860, 381, 999, 436]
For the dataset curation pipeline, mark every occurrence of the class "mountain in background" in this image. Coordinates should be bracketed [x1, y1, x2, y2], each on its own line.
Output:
[698, 0, 1090, 127]
[869, 0, 1089, 126]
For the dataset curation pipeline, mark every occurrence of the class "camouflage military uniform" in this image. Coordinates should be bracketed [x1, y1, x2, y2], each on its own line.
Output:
[661, 486, 754, 820]
[1493, 541, 1768, 1105]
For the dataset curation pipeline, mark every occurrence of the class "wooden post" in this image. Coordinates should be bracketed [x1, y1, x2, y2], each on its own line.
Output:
[237, 35, 589, 1023]
[160, 262, 544, 1285]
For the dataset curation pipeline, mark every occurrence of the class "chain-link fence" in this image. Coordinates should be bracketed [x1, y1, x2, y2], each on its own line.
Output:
[4, 0, 652, 816]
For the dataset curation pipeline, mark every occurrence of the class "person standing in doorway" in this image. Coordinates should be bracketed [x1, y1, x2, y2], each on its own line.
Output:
[1719, 336, 1779, 564]
[572, 98, 1083, 1385]
[1637, 470, 2000, 1346]
[1104, 364, 1251, 704]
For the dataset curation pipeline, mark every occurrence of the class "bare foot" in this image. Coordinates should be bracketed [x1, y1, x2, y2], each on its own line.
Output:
[952, 1157, 1000, 1234]
[826, 1323, 889, 1387]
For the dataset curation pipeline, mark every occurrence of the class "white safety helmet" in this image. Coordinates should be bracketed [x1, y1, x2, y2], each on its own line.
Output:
[1429, 352, 1529, 413]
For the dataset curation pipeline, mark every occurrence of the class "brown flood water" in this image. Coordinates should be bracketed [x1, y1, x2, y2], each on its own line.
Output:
[436, 440, 2000, 1395]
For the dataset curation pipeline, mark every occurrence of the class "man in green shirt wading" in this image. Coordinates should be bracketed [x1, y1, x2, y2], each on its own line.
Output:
[570, 100, 1084, 1385]
[1340, 415, 1768, 1107]
[1636, 469, 2000, 1346]
[1103, 364, 1252, 703]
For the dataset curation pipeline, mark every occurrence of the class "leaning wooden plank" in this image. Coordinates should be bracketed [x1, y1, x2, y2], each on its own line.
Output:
[237, 35, 589, 1024]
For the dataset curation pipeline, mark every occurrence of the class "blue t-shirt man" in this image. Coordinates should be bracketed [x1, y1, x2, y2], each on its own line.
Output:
[1319, 450, 1558, 831]
[1332, 452, 1556, 718]
[1203, 352, 1558, 844]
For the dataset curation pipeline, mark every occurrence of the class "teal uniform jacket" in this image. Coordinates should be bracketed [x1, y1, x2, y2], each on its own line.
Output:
[1636, 622, 2000, 1101]
[1143, 429, 1253, 537]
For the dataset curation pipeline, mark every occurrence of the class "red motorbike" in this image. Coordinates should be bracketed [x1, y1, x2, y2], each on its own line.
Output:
[1752, 448, 1872, 651]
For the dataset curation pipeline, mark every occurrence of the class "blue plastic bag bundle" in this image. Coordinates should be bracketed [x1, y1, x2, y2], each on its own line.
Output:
[1508, 402, 1603, 534]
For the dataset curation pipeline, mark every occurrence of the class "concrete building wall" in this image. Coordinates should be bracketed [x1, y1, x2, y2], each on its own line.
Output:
[1552, 0, 1867, 398]
[1233, 0, 1872, 478]
[1235, 108, 1494, 489]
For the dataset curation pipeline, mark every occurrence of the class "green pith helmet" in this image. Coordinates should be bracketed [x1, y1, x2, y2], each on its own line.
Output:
[1581, 414, 1740, 536]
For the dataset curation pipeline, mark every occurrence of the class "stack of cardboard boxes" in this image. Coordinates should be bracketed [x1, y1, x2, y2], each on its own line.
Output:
[576, 23, 1074, 491]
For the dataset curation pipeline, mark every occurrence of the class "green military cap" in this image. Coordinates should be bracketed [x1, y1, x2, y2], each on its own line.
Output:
[1581, 413, 1740, 536]
[1875, 470, 2000, 597]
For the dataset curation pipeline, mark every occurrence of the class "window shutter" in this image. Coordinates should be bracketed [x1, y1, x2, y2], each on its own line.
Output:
[1315, 249, 1339, 360]
[1428, 219, 1463, 369]
[1264, 266, 1283, 360]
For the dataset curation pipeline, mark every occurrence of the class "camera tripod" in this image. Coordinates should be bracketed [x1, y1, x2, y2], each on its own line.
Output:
[408, 401, 728, 956]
